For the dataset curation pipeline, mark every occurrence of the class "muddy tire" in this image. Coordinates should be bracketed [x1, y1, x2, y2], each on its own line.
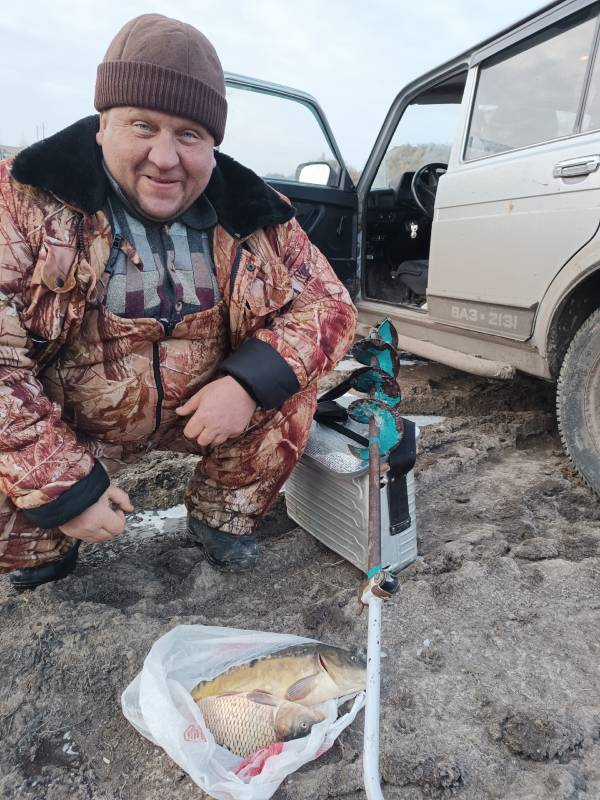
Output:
[557, 308, 600, 494]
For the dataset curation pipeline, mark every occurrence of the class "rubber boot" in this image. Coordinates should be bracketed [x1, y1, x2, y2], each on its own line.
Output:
[187, 517, 258, 572]
[9, 542, 80, 592]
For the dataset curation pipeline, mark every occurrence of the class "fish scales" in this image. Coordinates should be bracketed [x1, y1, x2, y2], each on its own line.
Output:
[198, 694, 277, 757]
[196, 692, 324, 758]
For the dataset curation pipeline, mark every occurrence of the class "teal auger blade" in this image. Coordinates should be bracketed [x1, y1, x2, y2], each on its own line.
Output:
[373, 318, 398, 350]
[347, 398, 404, 461]
[350, 368, 401, 407]
[351, 338, 400, 378]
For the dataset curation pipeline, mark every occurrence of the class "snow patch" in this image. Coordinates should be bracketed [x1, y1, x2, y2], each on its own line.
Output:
[129, 504, 186, 529]
[404, 414, 446, 427]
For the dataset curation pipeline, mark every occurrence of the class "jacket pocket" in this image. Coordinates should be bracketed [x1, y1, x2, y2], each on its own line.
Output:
[24, 237, 80, 348]
[38, 236, 78, 293]
[229, 251, 295, 349]
[242, 256, 294, 318]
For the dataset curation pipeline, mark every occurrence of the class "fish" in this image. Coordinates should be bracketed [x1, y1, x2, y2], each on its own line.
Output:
[195, 690, 325, 757]
[191, 643, 366, 706]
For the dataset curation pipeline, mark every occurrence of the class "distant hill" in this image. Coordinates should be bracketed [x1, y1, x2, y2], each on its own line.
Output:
[374, 143, 452, 189]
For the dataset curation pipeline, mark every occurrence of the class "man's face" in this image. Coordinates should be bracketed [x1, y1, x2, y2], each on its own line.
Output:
[96, 107, 216, 221]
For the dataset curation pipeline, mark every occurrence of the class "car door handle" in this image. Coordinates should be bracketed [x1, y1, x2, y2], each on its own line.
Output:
[553, 155, 600, 178]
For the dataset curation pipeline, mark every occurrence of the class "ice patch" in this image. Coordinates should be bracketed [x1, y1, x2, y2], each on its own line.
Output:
[129, 504, 186, 528]
[127, 504, 187, 538]
[404, 415, 446, 427]
[335, 358, 363, 371]
[157, 504, 187, 519]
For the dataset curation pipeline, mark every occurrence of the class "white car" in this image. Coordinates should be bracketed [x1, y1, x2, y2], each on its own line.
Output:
[222, 0, 600, 494]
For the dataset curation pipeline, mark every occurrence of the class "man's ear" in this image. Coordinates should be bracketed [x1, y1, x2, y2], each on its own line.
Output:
[96, 111, 108, 146]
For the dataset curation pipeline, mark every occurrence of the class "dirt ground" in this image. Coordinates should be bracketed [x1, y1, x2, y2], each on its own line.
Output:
[1, 361, 599, 800]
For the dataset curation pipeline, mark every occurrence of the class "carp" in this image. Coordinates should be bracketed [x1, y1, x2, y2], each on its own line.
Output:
[191, 643, 366, 706]
[196, 690, 324, 757]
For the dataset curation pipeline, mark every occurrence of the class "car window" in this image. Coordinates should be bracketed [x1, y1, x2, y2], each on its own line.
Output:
[372, 102, 461, 191]
[582, 43, 600, 132]
[221, 85, 340, 185]
[465, 11, 598, 160]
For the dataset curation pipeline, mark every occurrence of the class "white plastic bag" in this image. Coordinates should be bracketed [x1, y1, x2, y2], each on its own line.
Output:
[121, 624, 365, 800]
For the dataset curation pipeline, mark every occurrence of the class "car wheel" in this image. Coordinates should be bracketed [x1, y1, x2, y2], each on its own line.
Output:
[557, 307, 600, 494]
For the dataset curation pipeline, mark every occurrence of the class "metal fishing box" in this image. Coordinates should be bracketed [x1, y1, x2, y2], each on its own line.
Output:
[284, 394, 418, 575]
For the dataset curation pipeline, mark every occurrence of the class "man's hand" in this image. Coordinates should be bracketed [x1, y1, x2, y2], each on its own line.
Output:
[175, 376, 257, 447]
[58, 485, 133, 543]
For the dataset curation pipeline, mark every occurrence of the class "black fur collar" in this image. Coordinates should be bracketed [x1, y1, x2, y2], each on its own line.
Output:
[11, 115, 295, 238]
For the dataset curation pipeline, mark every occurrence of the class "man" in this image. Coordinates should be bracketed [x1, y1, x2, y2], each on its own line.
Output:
[0, 14, 356, 589]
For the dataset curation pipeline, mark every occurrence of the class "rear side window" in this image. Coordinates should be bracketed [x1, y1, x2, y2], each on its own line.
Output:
[465, 10, 598, 160]
[582, 44, 600, 131]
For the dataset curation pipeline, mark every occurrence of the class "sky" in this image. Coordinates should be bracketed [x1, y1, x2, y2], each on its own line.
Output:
[2, 0, 545, 172]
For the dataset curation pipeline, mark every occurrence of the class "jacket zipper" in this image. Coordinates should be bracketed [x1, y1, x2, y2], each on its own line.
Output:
[152, 341, 164, 431]
[153, 243, 240, 431]
[154, 226, 179, 431]
[230, 246, 243, 296]
[161, 274, 177, 336]
[107, 233, 123, 274]
[154, 232, 244, 431]
[77, 217, 89, 261]
[156, 281, 175, 432]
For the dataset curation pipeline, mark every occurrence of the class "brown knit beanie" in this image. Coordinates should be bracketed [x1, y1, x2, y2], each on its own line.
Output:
[95, 14, 227, 144]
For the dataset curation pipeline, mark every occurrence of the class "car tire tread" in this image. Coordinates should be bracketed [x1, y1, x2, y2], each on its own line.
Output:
[556, 306, 600, 495]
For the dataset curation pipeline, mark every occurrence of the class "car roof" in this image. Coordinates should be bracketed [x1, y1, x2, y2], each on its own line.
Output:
[388, 0, 595, 106]
[457, 0, 593, 65]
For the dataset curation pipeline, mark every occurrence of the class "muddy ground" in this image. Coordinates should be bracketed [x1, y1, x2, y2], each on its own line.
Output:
[1, 361, 599, 800]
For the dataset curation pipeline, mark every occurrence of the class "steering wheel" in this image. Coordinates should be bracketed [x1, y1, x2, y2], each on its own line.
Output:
[410, 163, 448, 218]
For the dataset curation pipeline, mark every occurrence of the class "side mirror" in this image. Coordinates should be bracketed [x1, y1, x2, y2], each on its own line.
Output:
[296, 161, 334, 186]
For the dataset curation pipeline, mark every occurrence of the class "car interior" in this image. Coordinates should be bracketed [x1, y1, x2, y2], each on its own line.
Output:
[363, 71, 468, 308]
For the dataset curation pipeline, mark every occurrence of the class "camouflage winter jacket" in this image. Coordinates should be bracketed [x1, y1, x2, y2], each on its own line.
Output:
[0, 116, 356, 529]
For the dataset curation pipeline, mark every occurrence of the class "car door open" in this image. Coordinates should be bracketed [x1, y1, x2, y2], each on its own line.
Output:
[221, 73, 359, 295]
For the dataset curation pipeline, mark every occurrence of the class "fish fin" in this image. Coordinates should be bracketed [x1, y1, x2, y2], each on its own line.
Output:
[247, 690, 280, 707]
[285, 673, 320, 702]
